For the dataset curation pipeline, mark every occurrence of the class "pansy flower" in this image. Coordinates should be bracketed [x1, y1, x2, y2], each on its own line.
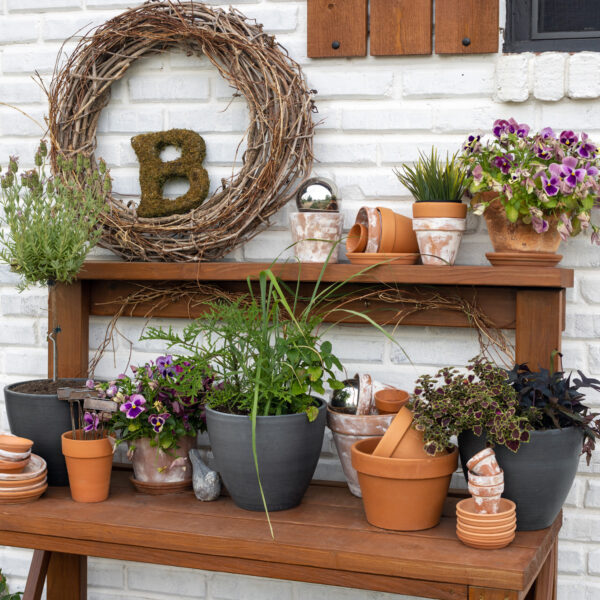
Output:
[492, 119, 510, 137]
[560, 156, 586, 187]
[507, 118, 530, 138]
[83, 411, 99, 433]
[557, 213, 574, 240]
[156, 355, 175, 377]
[540, 127, 556, 140]
[148, 413, 170, 434]
[540, 172, 560, 196]
[492, 154, 513, 174]
[120, 394, 146, 419]
[578, 133, 597, 158]
[85, 379, 95, 389]
[559, 130, 578, 147]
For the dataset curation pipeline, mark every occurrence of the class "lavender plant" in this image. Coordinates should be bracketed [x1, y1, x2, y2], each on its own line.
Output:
[411, 357, 533, 455]
[461, 118, 600, 243]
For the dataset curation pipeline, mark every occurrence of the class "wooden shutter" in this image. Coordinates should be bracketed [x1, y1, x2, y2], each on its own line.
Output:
[435, 0, 499, 54]
[307, 0, 368, 58]
[370, 0, 432, 56]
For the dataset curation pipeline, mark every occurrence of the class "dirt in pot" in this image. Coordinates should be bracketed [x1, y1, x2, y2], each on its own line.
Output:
[12, 379, 86, 395]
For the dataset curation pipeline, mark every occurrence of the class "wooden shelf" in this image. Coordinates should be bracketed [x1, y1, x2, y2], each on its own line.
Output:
[79, 261, 574, 288]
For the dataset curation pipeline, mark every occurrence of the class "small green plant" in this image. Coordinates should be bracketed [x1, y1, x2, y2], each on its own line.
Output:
[394, 148, 468, 203]
[411, 357, 533, 455]
[0, 142, 111, 290]
[0, 569, 22, 600]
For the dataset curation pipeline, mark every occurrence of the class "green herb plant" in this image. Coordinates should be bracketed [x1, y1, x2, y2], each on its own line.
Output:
[0, 142, 111, 290]
[394, 147, 468, 203]
[0, 569, 22, 600]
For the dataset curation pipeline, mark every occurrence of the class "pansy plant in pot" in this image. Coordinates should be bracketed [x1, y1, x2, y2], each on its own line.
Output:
[461, 118, 600, 264]
[88, 355, 212, 492]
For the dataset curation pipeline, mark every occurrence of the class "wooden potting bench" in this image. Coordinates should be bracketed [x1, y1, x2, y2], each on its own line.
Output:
[1, 262, 573, 599]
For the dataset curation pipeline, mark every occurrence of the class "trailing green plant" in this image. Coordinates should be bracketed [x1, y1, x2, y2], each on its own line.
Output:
[0, 569, 21, 600]
[411, 357, 533, 455]
[0, 141, 111, 290]
[506, 356, 600, 463]
[394, 147, 468, 203]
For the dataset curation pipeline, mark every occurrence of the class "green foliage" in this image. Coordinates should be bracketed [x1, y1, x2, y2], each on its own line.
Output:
[0, 569, 22, 600]
[411, 357, 533, 455]
[0, 142, 111, 290]
[394, 147, 468, 203]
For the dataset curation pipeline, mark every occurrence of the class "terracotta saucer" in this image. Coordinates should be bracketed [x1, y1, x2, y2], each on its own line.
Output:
[457, 519, 516, 536]
[130, 476, 192, 495]
[485, 252, 563, 267]
[0, 471, 47, 488]
[456, 497, 516, 519]
[457, 513, 516, 528]
[346, 253, 419, 265]
[0, 434, 33, 454]
[0, 457, 30, 473]
[0, 454, 47, 481]
[456, 529, 514, 550]
[0, 448, 31, 461]
[0, 478, 47, 494]
[0, 484, 47, 504]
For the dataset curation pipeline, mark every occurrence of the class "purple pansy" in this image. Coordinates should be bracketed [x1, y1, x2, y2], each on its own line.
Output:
[535, 144, 553, 160]
[148, 413, 170, 433]
[83, 411, 99, 433]
[561, 156, 586, 187]
[492, 154, 513, 174]
[560, 130, 578, 147]
[529, 208, 548, 234]
[578, 133, 597, 158]
[85, 379, 95, 389]
[120, 394, 146, 419]
[106, 384, 118, 398]
[492, 119, 510, 137]
[472, 164, 483, 182]
[506, 118, 530, 138]
[540, 173, 560, 197]
[156, 355, 175, 377]
[557, 213, 574, 241]
[540, 127, 556, 140]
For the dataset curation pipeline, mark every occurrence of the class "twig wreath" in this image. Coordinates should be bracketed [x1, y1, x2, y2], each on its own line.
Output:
[47, 0, 315, 261]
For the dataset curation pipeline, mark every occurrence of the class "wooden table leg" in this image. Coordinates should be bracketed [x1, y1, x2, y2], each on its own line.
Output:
[530, 540, 558, 600]
[46, 552, 86, 600]
[23, 550, 51, 600]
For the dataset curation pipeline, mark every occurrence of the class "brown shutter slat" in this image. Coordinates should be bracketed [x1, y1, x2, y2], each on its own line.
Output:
[435, 0, 499, 54]
[370, 0, 432, 56]
[307, 0, 368, 58]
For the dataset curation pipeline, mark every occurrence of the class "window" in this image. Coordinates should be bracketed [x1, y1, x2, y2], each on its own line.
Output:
[504, 0, 600, 52]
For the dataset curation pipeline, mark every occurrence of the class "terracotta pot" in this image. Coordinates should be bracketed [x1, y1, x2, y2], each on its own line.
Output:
[468, 480, 504, 514]
[377, 207, 396, 253]
[61, 430, 115, 503]
[351, 437, 458, 530]
[412, 202, 467, 219]
[346, 223, 368, 253]
[456, 497, 515, 521]
[392, 213, 419, 254]
[372, 406, 431, 459]
[466, 447, 501, 476]
[412, 218, 466, 265]
[289, 212, 343, 262]
[480, 193, 561, 253]
[355, 207, 381, 253]
[374, 389, 409, 415]
[0, 457, 29, 473]
[468, 470, 504, 487]
[0, 435, 33, 454]
[327, 407, 394, 497]
[129, 436, 196, 484]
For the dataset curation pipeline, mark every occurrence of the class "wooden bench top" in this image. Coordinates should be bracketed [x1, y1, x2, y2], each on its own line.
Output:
[0, 471, 560, 600]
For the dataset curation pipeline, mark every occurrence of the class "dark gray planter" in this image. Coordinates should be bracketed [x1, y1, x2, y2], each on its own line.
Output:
[4, 379, 84, 486]
[458, 427, 583, 531]
[206, 399, 326, 511]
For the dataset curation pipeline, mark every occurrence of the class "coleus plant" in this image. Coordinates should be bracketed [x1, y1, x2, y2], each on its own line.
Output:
[411, 357, 533, 455]
[87, 355, 212, 453]
[461, 118, 600, 243]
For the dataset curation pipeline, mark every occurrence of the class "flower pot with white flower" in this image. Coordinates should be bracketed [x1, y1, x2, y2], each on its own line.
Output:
[461, 118, 600, 266]
[89, 355, 212, 494]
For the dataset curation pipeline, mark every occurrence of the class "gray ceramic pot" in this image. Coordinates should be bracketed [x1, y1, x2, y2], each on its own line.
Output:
[4, 379, 85, 486]
[206, 399, 326, 511]
[458, 427, 583, 530]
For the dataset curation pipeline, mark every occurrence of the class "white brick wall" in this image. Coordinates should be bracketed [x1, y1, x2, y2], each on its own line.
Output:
[1, 1, 600, 599]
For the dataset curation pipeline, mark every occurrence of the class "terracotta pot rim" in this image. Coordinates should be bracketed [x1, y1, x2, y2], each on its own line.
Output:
[61, 430, 115, 459]
[412, 202, 467, 219]
[456, 497, 516, 517]
[458, 515, 516, 527]
[346, 223, 368, 253]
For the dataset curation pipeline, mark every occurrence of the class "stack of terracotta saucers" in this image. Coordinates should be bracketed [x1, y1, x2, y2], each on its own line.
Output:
[0, 435, 47, 503]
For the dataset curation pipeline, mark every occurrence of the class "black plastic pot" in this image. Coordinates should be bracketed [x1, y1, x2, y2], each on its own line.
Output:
[206, 399, 326, 511]
[4, 379, 84, 486]
[458, 427, 583, 531]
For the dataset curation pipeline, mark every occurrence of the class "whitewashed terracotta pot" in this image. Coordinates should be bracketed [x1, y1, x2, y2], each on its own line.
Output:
[289, 212, 343, 263]
[129, 436, 196, 483]
[412, 217, 466, 265]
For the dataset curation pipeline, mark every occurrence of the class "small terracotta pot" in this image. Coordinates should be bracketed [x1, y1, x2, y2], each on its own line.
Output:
[468, 481, 504, 497]
[392, 213, 419, 254]
[374, 389, 409, 415]
[62, 430, 115, 503]
[372, 406, 431, 459]
[412, 217, 466, 265]
[466, 448, 501, 476]
[479, 193, 561, 253]
[377, 207, 396, 253]
[346, 223, 368, 253]
[468, 479, 503, 514]
[351, 437, 458, 530]
[327, 407, 394, 497]
[130, 436, 196, 484]
[289, 212, 343, 262]
[0, 435, 33, 454]
[412, 202, 467, 219]
[356, 207, 381, 253]
[468, 469, 504, 487]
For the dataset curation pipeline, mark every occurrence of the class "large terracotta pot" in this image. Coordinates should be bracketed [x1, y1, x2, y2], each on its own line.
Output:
[480, 193, 561, 253]
[289, 212, 343, 262]
[326, 407, 394, 497]
[129, 436, 196, 484]
[352, 437, 458, 530]
[61, 430, 115, 503]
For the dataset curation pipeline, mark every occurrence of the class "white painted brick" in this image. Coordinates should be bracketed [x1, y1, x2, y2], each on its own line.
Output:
[0, 78, 44, 103]
[568, 53, 600, 99]
[210, 572, 293, 600]
[127, 562, 206, 597]
[542, 101, 600, 133]
[42, 12, 110, 41]
[0, 16, 40, 43]
[564, 314, 600, 339]
[557, 578, 586, 600]
[88, 558, 125, 590]
[8, 0, 81, 10]
[495, 54, 530, 102]
[586, 479, 600, 508]
[1, 291, 47, 317]
[295, 581, 424, 600]
[560, 340, 588, 372]
[558, 541, 586, 575]
[97, 108, 164, 134]
[581, 276, 600, 304]
[0, 107, 47, 137]
[2, 45, 59, 74]
[313, 138, 376, 165]
[167, 104, 249, 133]
[323, 328, 384, 363]
[341, 104, 433, 132]
[403, 64, 494, 98]
[244, 5, 298, 33]
[1, 348, 47, 377]
[129, 76, 210, 102]
[0, 319, 37, 346]
[305, 69, 394, 99]
[379, 136, 465, 165]
[561, 510, 600, 541]
[533, 53, 565, 102]
[85, 0, 134, 6]
[565, 476, 585, 508]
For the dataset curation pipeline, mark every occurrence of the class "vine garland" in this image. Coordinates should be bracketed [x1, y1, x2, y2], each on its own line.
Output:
[48, 0, 315, 262]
